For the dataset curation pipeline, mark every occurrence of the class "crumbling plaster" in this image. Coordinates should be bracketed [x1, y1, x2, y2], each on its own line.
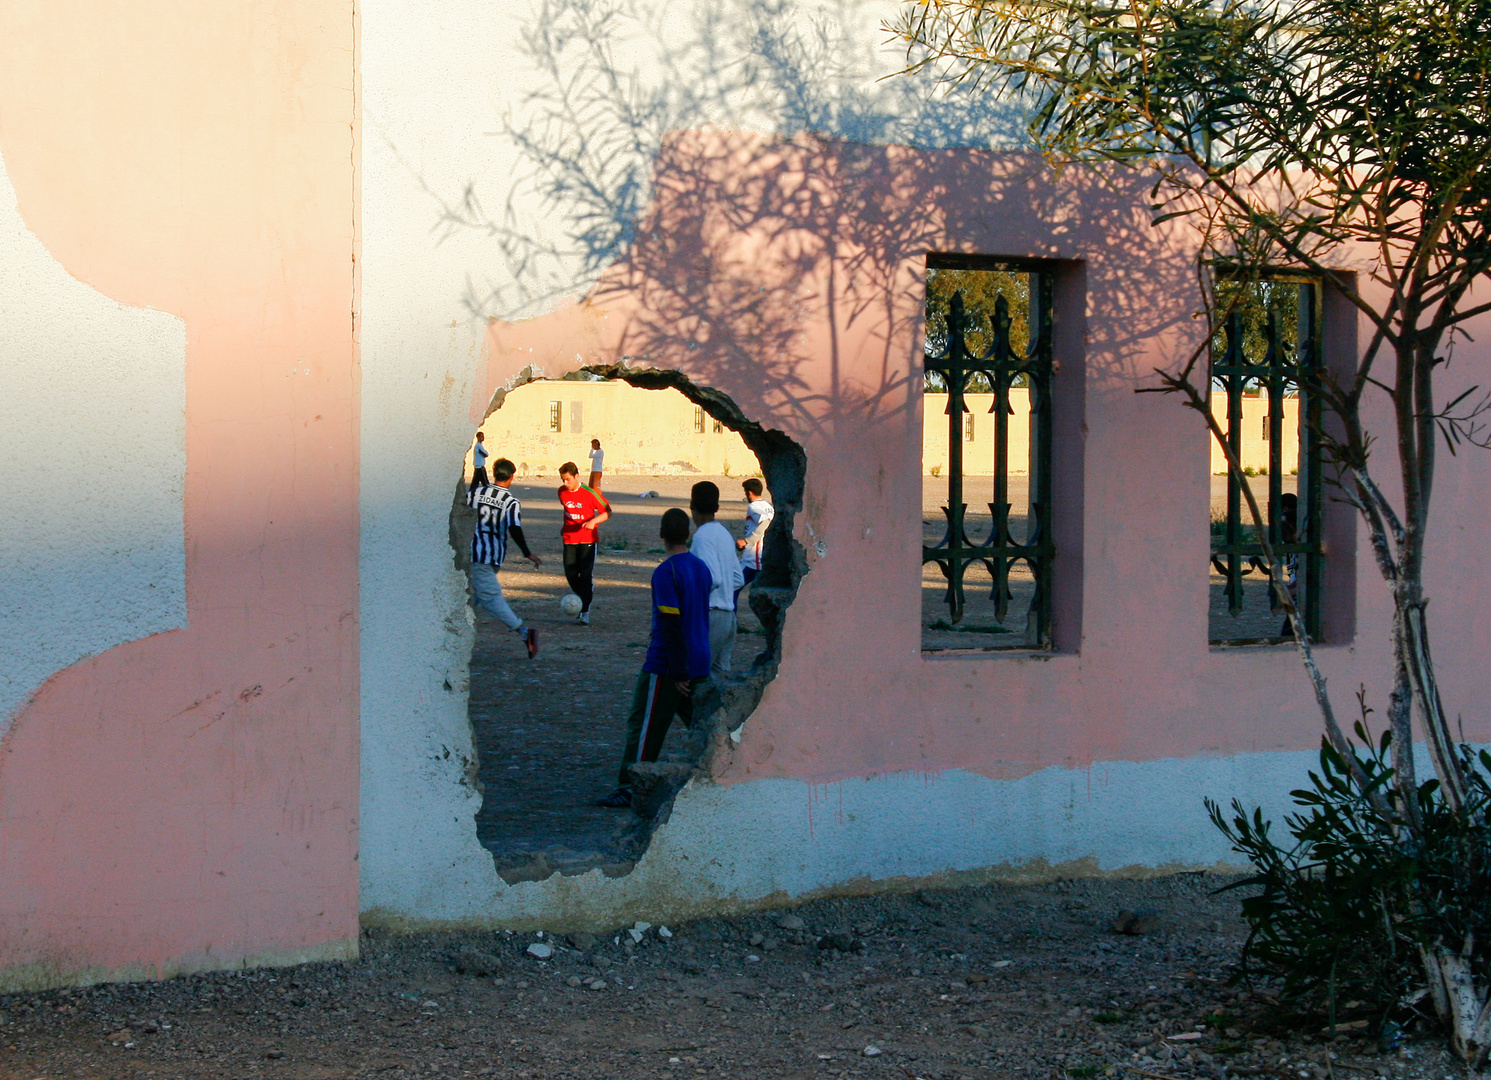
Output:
[0, 150, 187, 734]
[0, 0, 360, 990]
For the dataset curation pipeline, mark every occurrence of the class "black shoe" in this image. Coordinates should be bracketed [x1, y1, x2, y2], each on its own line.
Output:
[594, 788, 632, 808]
[525, 628, 539, 659]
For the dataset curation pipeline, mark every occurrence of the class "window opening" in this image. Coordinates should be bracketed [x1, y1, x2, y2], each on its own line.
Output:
[453, 372, 805, 883]
[549, 400, 562, 432]
[1209, 278, 1324, 644]
[693, 405, 705, 433]
[713, 418, 724, 435]
[922, 259, 1055, 651]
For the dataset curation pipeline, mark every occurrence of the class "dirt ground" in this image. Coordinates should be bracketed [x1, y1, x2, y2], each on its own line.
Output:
[0, 874, 1466, 1080]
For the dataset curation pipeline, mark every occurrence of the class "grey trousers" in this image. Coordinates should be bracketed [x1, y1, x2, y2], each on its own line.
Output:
[707, 607, 736, 677]
[470, 563, 524, 632]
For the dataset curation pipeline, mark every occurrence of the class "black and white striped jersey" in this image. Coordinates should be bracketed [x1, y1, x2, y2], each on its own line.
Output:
[466, 484, 522, 566]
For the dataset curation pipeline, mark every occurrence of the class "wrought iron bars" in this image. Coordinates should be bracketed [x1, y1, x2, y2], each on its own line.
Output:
[1210, 282, 1324, 641]
[923, 274, 1055, 649]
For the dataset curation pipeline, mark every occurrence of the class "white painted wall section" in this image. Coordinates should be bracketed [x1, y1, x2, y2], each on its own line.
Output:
[0, 150, 186, 734]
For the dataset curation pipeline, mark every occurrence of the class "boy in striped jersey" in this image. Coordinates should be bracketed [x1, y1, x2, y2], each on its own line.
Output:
[595, 508, 711, 809]
[466, 457, 542, 659]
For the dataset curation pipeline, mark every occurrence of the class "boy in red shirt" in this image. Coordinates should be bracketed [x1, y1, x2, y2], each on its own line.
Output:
[557, 461, 611, 624]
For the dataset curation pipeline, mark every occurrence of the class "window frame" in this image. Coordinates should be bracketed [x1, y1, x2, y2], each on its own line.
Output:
[1210, 276, 1325, 645]
[922, 255, 1057, 652]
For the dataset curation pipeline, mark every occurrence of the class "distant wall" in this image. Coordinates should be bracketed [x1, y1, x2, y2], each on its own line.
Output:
[466, 381, 757, 479]
[921, 390, 1297, 475]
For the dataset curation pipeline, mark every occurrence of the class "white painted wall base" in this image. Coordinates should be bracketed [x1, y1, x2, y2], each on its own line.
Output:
[361, 748, 1333, 930]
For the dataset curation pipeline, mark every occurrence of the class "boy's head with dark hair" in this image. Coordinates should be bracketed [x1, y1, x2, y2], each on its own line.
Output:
[591, 438, 601, 449]
[476, 431, 485, 441]
[690, 480, 720, 518]
[660, 507, 691, 547]
[742, 477, 763, 498]
[492, 458, 516, 483]
[559, 462, 579, 477]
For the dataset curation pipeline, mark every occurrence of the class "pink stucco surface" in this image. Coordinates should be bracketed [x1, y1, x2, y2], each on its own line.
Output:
[484, 131, 1491, 786]
[0, 1, 359, 983]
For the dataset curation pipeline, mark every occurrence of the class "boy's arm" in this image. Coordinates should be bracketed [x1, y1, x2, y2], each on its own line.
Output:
[507, 524, 541, 566]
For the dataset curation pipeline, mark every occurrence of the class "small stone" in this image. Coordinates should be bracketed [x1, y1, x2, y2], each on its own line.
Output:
[526, 942, 554, 959]
[777, 915, 805, 931]
[632, 920, 652, 933]
[567, 932, 598, 951]
[455, 946, 503, 977]
[863, 1045, 883, 1057]
[265, 1049, 285, 1060]
[593, 956, 613, 969]
[657, 926, 674, 939]
[566, 975, 583, 988]
[991, 959, 1013, 968]
[587, 979, 607, 991]
[749, 933, 764, 946]
[627, 928, 645, 943]
[746, 954, 762, 963]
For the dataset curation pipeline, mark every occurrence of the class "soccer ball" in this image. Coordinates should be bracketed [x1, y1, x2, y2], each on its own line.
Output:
[559, 593, 584, 617]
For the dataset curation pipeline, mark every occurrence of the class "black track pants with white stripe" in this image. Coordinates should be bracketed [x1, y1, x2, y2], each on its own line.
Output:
[618, 670, 696, 787]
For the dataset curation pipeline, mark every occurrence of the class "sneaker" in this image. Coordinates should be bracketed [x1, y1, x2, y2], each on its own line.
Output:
[577, 610, 590, 626]
[524, 627, 539, 659]
[594, 788, 632, 808]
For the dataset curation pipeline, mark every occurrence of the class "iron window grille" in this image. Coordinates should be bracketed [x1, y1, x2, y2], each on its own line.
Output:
[548, 401, 562, 432]
[693, 405, 705, 433]
[1210, 279, 1324, 643]
[923, 263, 1055, 650]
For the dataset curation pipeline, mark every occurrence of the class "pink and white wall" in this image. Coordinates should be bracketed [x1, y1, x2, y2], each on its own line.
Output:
[2, 0, 1488, 989]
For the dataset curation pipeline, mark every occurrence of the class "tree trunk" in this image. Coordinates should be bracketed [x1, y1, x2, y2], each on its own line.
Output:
[1421, 942, 1491, 1066]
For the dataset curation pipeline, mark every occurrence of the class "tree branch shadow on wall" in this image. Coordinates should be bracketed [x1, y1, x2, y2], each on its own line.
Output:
[429, 0, 1202, 882]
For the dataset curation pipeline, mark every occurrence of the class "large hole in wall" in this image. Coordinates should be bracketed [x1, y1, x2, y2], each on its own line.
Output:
[449, 366, 807, 884]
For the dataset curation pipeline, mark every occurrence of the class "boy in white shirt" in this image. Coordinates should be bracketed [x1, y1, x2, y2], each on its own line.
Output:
[735, 478, 774, 605]
[688, 480, 744, 676]
[588, 439, 604, 492]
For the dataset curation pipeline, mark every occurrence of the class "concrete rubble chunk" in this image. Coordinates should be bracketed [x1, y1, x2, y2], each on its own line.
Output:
[526, 942, 554, 959]
[777, 915, 806, 931]
[455, 946, 504, 977]
[1111, 908, 1163, 935]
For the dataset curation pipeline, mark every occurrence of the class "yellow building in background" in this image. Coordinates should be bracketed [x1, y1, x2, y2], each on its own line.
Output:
[467, 380, 756, 479]
[922, 389, 1299, 476]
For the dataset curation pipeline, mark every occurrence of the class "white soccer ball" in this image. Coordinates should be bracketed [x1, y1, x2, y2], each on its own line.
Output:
[559, 593, 584, 617]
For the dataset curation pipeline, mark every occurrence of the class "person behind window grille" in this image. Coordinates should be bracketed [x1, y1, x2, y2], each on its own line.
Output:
[465, 457, 541, 658]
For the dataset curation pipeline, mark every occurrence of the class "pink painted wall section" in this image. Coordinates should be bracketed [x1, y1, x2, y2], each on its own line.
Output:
[482, 131, 1491, 786]
[0, 2, 359, 987]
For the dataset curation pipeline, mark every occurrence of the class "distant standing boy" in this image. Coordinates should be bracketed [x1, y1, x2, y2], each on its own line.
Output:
[557, 461, 611, 624]
[688, 480, 744, 676]
[466, 457, 541, 658]
[588, 439, 605, 492]
[736, 477, 774, 604]
[595, 508, 711, 809]
[470, 430, 490, 487]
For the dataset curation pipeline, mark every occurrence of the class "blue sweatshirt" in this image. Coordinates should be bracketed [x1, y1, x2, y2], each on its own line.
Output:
[644, 552, 713, 680]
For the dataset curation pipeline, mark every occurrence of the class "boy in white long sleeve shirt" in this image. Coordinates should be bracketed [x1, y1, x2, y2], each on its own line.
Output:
[735, 477, 774, 605]
[688, 480, 744, 677]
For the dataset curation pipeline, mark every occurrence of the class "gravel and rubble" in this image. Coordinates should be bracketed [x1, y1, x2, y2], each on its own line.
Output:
[0, 874, 1471, 1080]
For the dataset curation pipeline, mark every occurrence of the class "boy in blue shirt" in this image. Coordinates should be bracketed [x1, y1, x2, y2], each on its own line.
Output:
[596, 507, 712, 809]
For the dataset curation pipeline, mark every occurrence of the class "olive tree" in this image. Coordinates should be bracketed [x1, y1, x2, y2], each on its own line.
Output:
[891, 0, 1491, 1059]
